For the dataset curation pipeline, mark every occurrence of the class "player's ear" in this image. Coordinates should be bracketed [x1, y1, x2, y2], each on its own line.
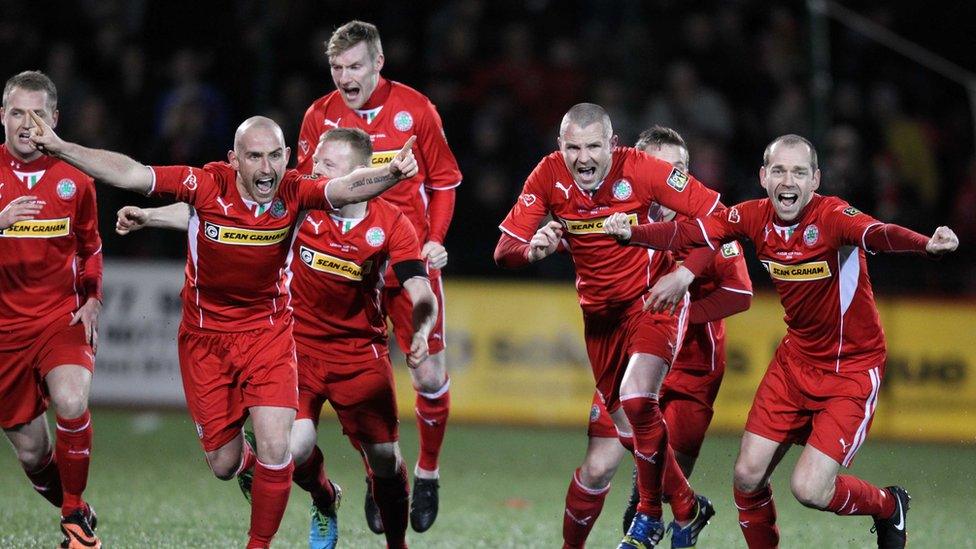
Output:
[284, 146, 291, 165]
[610, 134, 619, 147]
[51, 108, 59, 129]
[227, 149, 239, 169]
[812, 168, 821, 191]
[758, 166, 766, 187]
[374, 52, 385, 72]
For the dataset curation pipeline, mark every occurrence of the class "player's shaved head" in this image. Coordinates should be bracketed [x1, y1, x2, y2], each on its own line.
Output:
[764, 134, 818, 171]
[234, 116, 285, 152]
[560, 103, 612, 139]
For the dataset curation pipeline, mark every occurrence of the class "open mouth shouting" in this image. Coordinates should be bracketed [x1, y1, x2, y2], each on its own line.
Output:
[777, 192, 798, 208]
[254, 175, 276, 197]
[341, 84, 362, 105]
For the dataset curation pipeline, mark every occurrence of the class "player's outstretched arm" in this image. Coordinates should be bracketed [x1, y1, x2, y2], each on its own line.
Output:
[27, 111, 153, 194]
[326, 136, 418, 208]
[116, 203, 192, 235]
[403, 275, 438, 368]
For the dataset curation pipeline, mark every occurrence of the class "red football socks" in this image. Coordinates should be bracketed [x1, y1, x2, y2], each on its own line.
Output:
[562, 468, 609, 548]
[373, 464, 410, 549]
[621, 395, 668, 519]
[826, 475, 896, 518]
[292, 445, 336, 509]
[23, 450, 63, 508]
[734, 484, 780, 549]
[415, 379, 450, 473]
[662, 445, 696, 523]
[55, 410, 92, 516]
[247, 458, 294, 547]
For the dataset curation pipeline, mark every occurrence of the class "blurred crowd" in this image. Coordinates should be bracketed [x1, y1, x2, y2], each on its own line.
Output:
[3, 0, 973, 293]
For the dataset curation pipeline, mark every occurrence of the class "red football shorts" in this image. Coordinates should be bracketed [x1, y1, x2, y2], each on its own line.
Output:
[586, 390, 619, 438]
[178, 320, 299, 452]
[0, 314, 94, 429]
[296, 352, 399, 444]
[583, 299, 684, 412]
[384, 272, 445, 356]
[660, 361, 725, 458]
[745, 344, 883, 467]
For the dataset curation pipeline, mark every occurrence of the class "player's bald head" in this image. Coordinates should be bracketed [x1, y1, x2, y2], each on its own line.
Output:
[560, 103, 612, 139]
[234, 116, 286, 152]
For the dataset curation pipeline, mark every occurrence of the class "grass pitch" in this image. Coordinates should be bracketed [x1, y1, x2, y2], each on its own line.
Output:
[1, 409, 974, 547]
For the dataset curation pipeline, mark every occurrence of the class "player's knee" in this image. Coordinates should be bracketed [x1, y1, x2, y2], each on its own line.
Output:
[49, 390, 88, 419]
[732, 459, 765, 492]
[16, 443, 52, 472]
[208, 456, 239, 481]
[580, 457, 617, 489]
[790, 474, 831, 509]
[290, 438, 315, 466]
[255, 436, 291, 465]
[365, 444, 401, 477]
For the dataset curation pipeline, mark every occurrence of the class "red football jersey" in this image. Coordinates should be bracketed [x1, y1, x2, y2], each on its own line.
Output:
[290, 198, 423, 362]
[674, 239, 752, 372]
[499, 147, 721, 314]
[295, 80, 462, 248]
[696, 194, 886, 371]
[149, 162, 331, 332]
[0, 145, 102, 345]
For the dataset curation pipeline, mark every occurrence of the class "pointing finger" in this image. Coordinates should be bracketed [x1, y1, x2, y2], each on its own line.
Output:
[396, 136, 417, 159]
[28, 111, 46, 134]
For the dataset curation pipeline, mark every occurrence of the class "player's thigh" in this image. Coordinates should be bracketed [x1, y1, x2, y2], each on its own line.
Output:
[734, 431, 793, 491]
[791, 443, 841, 506]
[250, 405, 296, 463]
[177, 328, 246, 453]
[3, 411, 52, 466]
[385, 278, 447, 357]
[0, 346, 46, 431]
[330, 357, 400, 445]
[586, 391, 618, 439]
[620, 352, 670, 396]
[806, 366, 883, 468]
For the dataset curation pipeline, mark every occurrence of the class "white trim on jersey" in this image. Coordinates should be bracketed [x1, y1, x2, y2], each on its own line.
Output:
[696, 218, 716, 250]
[842, 367, 881, 467]
[71, 255, 80, 309]
[860, 222, 884, 253]
[835, 245, 860, 372]
[187, 211, 202, 327]
[720, 286, 754, 295]
[146, 166, 157, 196]
[706, 194, 722, 216]
[706, 320, 717, 372]
[619, 392, 660, 402]
[427, 180, 462, 191]
[498, 225, 529, 243]
[273, 215, 304, 326]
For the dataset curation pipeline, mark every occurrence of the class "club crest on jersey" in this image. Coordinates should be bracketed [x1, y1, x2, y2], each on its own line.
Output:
[803, 225, 820, 246]
[728, 207, 741, 223]
[394, 111, 414, 132]
[520, 193, 537, 207]
[269, 198, 287, 219]
[666, 168, 689, 192]
[56, 179, 76, 200]
[589, 405, 601, 423]
[612, 179, 633, 200]
[365, 226, 385, 247]
[720, 242, 741, 258]
[843, 206, 861, 217]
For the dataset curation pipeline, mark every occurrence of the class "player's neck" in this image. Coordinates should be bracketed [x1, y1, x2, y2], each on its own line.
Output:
[359, 77, 391, 110]
[3, 144, 44, 165]
[336, 201, 367, 219]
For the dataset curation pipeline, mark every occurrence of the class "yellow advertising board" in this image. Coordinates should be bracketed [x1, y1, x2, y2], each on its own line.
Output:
[381, 281, 975, 444]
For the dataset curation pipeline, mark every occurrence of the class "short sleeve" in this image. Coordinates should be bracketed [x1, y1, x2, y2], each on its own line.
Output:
[149, 165, 215, 207]
[820, 200, 884, 250]
[713, 241, 753, 294]
[388, 212, 423, 265]
[632, 151, 721, 217]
